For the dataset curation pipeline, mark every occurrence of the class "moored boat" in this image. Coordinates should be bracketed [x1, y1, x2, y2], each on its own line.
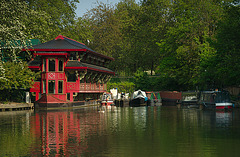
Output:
[178, 91, 199, 108]
[101, 93, 114, 106]
[160, 91, 182, 106]
[146, 92, 162, 106]
[198, 90, 233, 110]
[129, 90, 148, 107]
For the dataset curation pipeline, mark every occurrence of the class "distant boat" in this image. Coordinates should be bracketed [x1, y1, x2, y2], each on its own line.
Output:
[129, 90, 148, 107]
[198, 90, 233, 110]
[178, 91, 199, 108]
[146, 92, 162, 106]
[101, 93, 114, 106]
[160, 91, 182, 106]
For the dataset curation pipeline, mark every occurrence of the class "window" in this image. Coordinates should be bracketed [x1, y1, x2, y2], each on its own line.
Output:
[67, 93, 70, 101]
[67, 71, 77, 82]
[49, 59, 55, 72]
[58, 59, 64, 71]
[48, 80, 55, 94]
[43, 59, 46, 72]
[58, 81, 63, 94]
[43, 80, 46, 93]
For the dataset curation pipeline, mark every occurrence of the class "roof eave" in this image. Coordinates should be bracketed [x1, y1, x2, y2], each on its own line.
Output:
[28, 66, 40, 70]
[65, 66, 115, 75]
[22, 48, 87, 52]
[86, 50, 114, 61]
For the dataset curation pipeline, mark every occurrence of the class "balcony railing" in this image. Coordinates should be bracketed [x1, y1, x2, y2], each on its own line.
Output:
[67, 83, 106, 92]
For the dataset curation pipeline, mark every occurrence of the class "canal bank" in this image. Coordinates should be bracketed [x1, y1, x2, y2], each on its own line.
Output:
[0, 103, 34, 112]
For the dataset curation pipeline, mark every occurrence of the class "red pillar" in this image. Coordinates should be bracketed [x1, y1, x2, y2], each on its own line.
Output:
[70, 92, 73, 102]
[46, 58, 49, 94]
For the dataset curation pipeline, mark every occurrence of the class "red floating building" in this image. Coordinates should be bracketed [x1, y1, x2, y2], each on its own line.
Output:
[23, 35, 114, 108]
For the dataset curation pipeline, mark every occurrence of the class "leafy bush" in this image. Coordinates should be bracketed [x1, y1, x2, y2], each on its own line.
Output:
[107, 81, 135, 94]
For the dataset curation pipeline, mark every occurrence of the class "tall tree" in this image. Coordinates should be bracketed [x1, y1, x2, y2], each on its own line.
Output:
[114, 0, 141, 75]
[138, 0, 171, 74]
[0, 0, 50, 89]
[84, 2, 123, 57]
[26, 0, 79, 41]
[1, 0, 31, 82]
[156, 0, 224, 90]
[81, 1, 140, 75]
[213, 3, 240, 87]
[63, 17, 93, 45]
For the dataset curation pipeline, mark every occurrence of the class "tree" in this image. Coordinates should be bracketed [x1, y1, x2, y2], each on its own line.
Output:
[0, 61, 38, 90]
[156, 0, 224, 90]
[84, 2, 123, 57]
[81, 1, 140, 75]
[133, 69, 150, 91]
[113, 0, 141, 75]
[107, 81, 135, 93]
[63, 17, 94, 45]
[26, 0, 79, 41]
[137, 0, 170, 74]
[1, 0, 29, 84]
[213, 3, 240, 87]
[0, 0, 28, 57]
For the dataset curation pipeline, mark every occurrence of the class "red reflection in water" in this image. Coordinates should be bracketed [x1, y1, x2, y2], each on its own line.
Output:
[31, 110, 103, 156]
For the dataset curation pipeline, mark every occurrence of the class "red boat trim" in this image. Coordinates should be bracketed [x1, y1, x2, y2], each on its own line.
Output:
[216, 106, 232, 109]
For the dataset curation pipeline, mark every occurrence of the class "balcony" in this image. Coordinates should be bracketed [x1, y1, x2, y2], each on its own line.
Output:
[67, 83, 106, 93]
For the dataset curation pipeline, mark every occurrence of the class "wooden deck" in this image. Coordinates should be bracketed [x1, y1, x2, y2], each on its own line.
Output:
[0, 103, 34, 112]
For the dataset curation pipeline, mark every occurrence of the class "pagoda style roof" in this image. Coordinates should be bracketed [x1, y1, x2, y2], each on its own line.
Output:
[65, 61, 114, 75]
[22, 35, 114, 61]
[28, 59, 115, 75]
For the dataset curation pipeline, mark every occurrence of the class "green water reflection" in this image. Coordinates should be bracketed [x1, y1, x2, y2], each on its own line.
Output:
[0, 106, 240, 156]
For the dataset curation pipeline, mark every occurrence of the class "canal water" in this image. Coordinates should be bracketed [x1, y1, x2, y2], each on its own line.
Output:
[1, 106, 240, 157]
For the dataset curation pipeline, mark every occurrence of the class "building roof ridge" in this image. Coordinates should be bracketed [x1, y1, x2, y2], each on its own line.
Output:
[58, 35, 86, 46]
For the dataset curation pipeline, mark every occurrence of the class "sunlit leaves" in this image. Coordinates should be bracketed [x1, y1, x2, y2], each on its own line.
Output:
[0, 61, 39, 90]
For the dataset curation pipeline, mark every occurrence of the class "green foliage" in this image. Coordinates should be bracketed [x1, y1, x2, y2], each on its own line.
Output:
[213, 4, 240, 87]
[107, 81, 135, 93]
[156, 0, 225, 90]
[0, 0, 28, 60]
[133, 69, 150, 91]
[84, 2, 124, 57]
[0, 61, 39, 90]
[81, 0, 239, 90]
[1, 0, 239, 94]
[64, 17, 94, 44]
[0, 89, 27, 102]
[26, 0, 79, 41]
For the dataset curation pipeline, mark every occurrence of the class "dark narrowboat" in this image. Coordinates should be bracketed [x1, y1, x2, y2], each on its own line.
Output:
[198, 90, 233, 110]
